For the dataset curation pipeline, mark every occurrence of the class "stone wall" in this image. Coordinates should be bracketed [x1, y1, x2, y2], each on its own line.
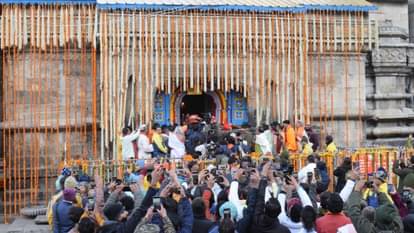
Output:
[0, 49, 100, 208]
[366, 22, 414, 145]
[409, 0, 414, 42]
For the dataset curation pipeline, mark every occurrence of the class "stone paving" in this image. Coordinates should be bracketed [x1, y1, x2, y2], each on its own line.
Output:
[0, 218, 50, 233]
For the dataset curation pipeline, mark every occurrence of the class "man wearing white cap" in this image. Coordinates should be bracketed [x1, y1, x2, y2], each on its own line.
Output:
[137, 124, 153, 160]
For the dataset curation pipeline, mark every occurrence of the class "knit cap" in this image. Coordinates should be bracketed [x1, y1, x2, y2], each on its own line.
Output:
[63, 188, 77, 202]
[375, 204, 398, 230]
[64, 176, 78, 189]
[404, 173, 414, 189]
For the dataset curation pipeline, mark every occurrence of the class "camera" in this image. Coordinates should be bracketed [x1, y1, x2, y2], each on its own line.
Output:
[365, 181, 373, 188]
[206, 141, 217, 152]
[115, 179, 122, 186]
[402, 190, 413, 203]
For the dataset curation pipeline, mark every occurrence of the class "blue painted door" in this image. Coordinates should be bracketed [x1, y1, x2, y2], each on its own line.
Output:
[227, 91, 248, 126]
[153, 92, 170, 126]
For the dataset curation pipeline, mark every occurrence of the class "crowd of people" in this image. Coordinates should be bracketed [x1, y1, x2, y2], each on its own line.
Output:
[47, 116, 414, 233]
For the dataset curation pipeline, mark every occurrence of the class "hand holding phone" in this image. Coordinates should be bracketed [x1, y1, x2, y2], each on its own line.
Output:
[223, 208, 231, 219]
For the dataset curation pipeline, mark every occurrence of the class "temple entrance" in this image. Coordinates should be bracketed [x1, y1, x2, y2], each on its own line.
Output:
[173, 91, 223, 125]
[180, 94, 216, 123]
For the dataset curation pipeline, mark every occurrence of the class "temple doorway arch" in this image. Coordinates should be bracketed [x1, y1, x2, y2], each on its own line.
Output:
[174, 91, 223, 125]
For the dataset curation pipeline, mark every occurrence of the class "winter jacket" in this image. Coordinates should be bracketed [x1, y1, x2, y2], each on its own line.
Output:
[391, 192, 409, 218]
[177, 198, 194, 233]
[53, 200, 75, 233]
[99, 187, 157, 233]
[345, 191, 403, 233]
[251, 179, 291, 233]
[236, 186, 258, 233]
[192, 214, 216, 233]
[392, 162, 414, 192]
[135, 215, 176, 233]
[333, 166, 351, 193]
[403, 214, 414, 233]
[316, 161, 330, 191]
[315, 212, 353, 233]
[48, 192, 82, 228]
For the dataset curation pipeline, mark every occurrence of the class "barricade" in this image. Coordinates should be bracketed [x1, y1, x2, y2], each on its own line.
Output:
[288, 148, 400, 190]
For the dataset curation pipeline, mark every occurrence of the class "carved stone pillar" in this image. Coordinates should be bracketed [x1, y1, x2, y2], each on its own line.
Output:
[367, 22, 414, 145]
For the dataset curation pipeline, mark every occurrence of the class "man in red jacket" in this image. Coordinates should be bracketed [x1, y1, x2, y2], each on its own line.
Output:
[316, 192, 355, 233]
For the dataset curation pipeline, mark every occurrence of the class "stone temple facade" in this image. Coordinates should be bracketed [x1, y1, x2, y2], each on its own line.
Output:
[365, 0, 414, 146]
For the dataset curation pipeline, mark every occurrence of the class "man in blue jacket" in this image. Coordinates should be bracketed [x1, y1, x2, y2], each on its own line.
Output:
[53, 188, 77, 233]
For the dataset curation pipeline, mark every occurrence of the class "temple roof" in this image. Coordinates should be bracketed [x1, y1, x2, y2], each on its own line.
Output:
[0, 0, 377, 12]
[96, 0, 376, 11]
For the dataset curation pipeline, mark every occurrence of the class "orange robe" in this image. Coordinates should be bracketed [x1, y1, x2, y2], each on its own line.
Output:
[285, 125, 297, 152]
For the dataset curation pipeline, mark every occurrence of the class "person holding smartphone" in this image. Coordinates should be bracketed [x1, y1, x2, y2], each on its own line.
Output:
[135, 205, 176, 233]
[100, 167, 163, 233]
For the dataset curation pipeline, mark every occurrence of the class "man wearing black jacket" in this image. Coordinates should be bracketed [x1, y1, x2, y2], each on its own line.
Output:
[393, 156, 414, 192]
[192, 197, 216, 233]
[98, 168, 163, 233]
[251, 162, 291, 233]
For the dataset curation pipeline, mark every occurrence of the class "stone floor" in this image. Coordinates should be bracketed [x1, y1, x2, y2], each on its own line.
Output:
[0, 218, 50, 233]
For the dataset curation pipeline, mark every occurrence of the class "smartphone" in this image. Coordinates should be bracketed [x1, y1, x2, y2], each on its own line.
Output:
[223, 208, 231, 219]
[352, 162, 360, 172]
[388, 184, 395, 193]
[115, 179, 122, 186]
[122, 186, 132, 192]
[284, 175, 291, 185]
[153, 197, 161, 211]
[87, 197, 95, 211]
[192, 174, 199, 185]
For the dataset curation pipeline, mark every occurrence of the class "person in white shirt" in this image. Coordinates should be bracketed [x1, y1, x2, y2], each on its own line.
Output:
[120, 127, 140, 161]
[255, 127, 272, 155]
[168, 125, 187, 159]
[298, 155, 317, 184]
[137, 124, 153, 160]
[278, 175, 314, 233]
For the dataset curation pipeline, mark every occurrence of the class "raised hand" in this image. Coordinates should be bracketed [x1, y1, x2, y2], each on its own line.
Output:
[157, 205, 168, 218]
[144, 207, 154, 222]
[151, 167, 163, 187]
